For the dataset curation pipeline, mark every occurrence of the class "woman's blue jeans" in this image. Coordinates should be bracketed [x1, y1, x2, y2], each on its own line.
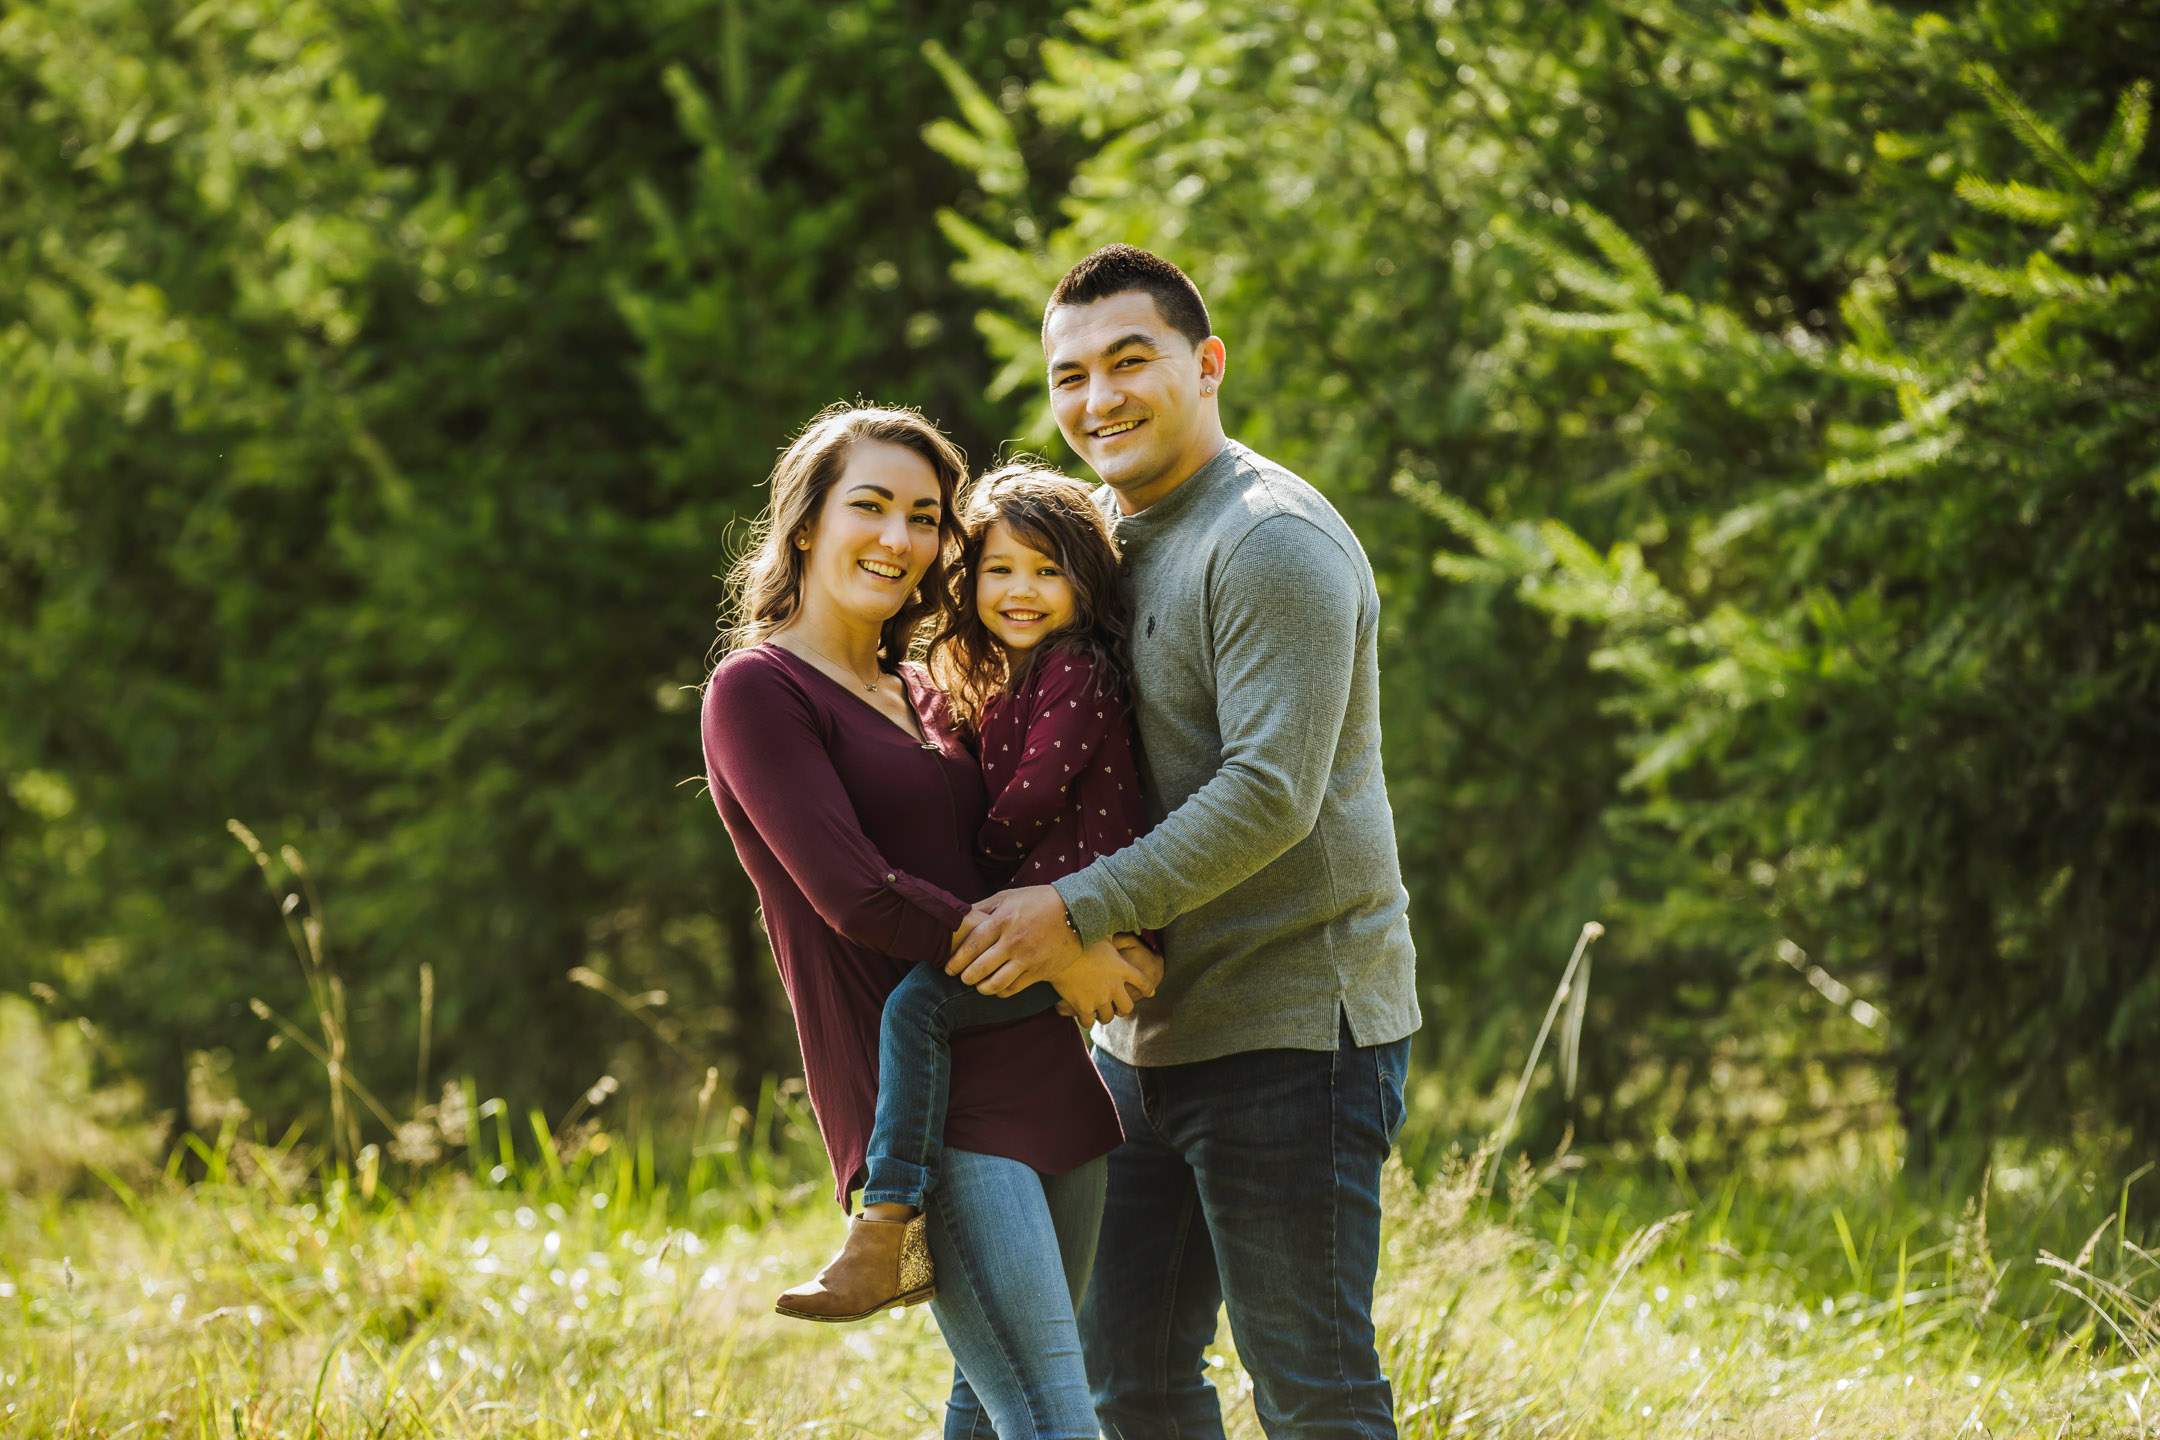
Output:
[926, 1147, 1106, 1440]
[861, 964, 1059, 1209]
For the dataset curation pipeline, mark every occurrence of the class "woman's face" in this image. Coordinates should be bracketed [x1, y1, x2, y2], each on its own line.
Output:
[797, 439, 945, 629]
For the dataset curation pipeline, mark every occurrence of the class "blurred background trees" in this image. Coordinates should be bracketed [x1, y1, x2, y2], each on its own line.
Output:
[932, 0, 2160, 1174]
[2, 0, 2153, 1178]
[0, 0, 1075, 1126]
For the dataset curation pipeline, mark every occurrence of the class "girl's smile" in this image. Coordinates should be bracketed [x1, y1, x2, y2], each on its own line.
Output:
[976, 519, 1077, 655]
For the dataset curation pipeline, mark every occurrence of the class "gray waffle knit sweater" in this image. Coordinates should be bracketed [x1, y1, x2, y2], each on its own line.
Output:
[1053, 440, 1420, 1066]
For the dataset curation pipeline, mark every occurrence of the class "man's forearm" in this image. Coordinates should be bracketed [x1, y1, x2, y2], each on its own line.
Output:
[1053, 759, 1320, 946]
[1053, 865, 1139, 951]
[1058, 513, 1365, 947]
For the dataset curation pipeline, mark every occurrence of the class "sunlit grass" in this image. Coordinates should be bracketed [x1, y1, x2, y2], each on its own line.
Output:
[1371, 1145, 2153, 1439]
[1, 1109, 952, 1439]
[3, 1120, 2151, 1438]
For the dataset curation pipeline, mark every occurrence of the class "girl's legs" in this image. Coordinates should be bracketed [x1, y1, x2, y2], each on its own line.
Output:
[929, 1149, 1107, 1440]
[777, 978, 1063, 1323]
[861, 967, 1059, 1210]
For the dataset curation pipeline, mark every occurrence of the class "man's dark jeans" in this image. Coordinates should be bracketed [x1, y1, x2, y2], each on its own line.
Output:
[1080, 1017, 1410, 1439]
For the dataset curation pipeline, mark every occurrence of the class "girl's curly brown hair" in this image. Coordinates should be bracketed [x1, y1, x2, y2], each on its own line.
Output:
[928, 461, 1132, 737]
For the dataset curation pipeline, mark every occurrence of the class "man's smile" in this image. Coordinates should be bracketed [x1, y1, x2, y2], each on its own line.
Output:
[1090, 418, 1145, 440]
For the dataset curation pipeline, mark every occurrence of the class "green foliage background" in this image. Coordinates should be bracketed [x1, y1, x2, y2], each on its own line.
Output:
[2, 0, 2154, 1173]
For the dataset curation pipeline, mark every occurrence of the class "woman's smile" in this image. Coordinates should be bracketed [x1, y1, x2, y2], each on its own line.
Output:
[787, 437, 946, 631]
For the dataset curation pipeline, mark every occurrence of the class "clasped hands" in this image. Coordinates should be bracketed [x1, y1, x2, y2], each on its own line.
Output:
[947, 885, 1162, 1026]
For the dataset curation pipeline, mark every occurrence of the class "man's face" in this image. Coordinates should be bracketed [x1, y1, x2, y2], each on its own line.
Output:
[1044, 291, 1223, 508]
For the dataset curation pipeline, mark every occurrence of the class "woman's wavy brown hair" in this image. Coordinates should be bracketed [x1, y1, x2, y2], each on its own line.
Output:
[928, 461, 1132, 737]
[720, 403, 969, 667]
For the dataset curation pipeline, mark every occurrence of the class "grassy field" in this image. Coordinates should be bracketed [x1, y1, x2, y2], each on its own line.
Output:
[2, 1107, 2153, 1440]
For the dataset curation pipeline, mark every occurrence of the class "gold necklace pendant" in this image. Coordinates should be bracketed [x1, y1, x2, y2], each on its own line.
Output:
[789, 635, 883, 695]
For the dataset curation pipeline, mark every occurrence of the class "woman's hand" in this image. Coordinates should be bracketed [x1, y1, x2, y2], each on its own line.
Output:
[1049, 937, 1158, 1025]
[950, 903, 995, 952]
[1110, 932, 1163, 993]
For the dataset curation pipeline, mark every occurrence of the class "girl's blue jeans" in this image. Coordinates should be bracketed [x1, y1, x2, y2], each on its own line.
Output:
[861, 964, 1059, 1209]
[927, 1147, 1106, 1440]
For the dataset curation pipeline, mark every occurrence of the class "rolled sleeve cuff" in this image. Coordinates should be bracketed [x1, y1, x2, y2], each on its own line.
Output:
[884, 871, 971, 964]
[1053, 864, 1138, 950]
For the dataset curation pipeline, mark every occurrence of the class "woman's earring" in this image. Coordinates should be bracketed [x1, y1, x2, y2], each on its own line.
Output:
[795, 535, 809, 550]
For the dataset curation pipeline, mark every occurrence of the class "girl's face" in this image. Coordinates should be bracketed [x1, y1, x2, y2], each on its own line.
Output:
[975, 518, 1077, 656]
[797, 440, 945, 629]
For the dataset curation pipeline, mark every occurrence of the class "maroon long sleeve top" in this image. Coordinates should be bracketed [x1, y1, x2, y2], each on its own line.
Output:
[975, 647, 1149, 893]
[701, 643, 1121, 1208]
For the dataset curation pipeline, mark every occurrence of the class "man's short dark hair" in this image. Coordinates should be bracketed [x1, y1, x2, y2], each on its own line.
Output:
[1045, 245, 1212, 350]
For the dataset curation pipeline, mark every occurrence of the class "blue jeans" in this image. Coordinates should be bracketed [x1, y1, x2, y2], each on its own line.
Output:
[862, 965, 1059, 1209]
[1081, 1018, 1411, 1439]
[928, 1148, 1107, 1440]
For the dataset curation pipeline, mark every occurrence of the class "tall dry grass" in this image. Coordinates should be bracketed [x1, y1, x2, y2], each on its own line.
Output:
[3, 1122, 2154, 1437]
[2, 846, 2153, 1436]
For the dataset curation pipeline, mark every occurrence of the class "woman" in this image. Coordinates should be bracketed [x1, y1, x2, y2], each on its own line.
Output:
[699, 403, 1147, 1439]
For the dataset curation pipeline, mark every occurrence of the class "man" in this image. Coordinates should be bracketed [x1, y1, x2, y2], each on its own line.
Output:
[949, 245, 1421, 1437]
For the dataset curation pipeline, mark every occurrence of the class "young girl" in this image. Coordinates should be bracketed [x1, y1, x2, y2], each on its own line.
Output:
[774, 461, 1155, 1323]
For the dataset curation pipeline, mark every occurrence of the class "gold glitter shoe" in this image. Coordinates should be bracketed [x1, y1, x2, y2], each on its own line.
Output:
[773, 1211, 935, 1323]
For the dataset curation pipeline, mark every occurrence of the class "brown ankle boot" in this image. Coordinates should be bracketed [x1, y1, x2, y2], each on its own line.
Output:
[774, 1211, 935, 1323]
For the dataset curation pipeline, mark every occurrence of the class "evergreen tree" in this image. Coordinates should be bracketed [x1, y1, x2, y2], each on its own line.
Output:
[928, 0, 2160, 1163]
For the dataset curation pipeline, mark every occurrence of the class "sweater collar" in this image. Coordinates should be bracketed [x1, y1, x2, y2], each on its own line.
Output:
[1103, 440, 1242, 545]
